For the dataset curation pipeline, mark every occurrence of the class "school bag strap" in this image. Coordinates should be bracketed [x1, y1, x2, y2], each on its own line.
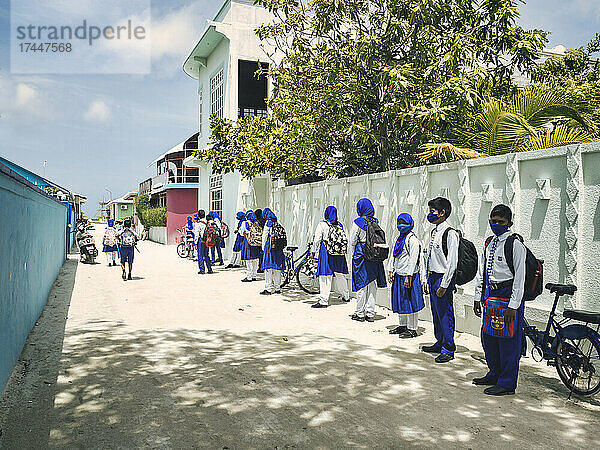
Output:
[441, 227, 460, 257]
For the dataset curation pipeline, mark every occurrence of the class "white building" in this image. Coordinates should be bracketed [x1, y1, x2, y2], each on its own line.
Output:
[182, 0, 275, 259]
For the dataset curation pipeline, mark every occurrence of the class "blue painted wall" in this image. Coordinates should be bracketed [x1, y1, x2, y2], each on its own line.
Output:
[0, 165, 67, 393]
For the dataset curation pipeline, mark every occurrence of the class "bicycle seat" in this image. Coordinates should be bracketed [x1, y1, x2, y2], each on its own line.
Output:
[563, 309, 600, 325]
[546, 283, 577, 296]
[286, 246, 298, 252]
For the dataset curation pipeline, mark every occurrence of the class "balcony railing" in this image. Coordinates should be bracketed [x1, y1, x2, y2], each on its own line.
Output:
[150, 172, 199, 194]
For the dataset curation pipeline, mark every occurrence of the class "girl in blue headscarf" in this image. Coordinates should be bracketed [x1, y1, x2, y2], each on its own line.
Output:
[310, 205, 350, 308]
[260, 208, 286, 295]
[349, 198, 387, 322]
[185, 215, 196, 258]
[388, 213, 424, 338]
[240, 210, 261, 282]
[208, 211, 225, 265]
[102, 219, 119, 266]
[227, 211, 247, 268]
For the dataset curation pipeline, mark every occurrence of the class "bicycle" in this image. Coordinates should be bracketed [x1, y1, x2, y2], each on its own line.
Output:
[281, 242, 320, 294]
[176, 228, 195, 259]
[523, 283, 600, 396]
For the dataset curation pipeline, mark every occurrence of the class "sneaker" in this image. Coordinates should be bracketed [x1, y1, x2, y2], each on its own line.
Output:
[260, 290, 272, 295]
[241, 278, 253, 283]
[434, 353, 454, 363]
[398, 329, 418, 339]
[351, 314, 365, 322]
[122, 271, 127, 281]
[365, 316, 375, 322]
[311, 303, 328, 308]
[389, 326, 408, 335]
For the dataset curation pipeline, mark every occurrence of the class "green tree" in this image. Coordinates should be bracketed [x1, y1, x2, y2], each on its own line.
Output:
[199, 0, 547, 178]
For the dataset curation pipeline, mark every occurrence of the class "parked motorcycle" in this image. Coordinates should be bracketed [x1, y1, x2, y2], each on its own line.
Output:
[75, 223, 98, 264]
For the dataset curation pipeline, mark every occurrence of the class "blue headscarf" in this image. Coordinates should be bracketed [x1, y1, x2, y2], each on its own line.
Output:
[324, 206, 338, 223]
[393, 213, 414, 258]
[193, 213, 199, 222]
[108, 219, 114, 227]
[236, 211, 246, 230]
[209, 211, 221, 222]
[354, 198, 375, 230]
[246, 211, 257, 222]
[186, 216, 193, 230]
[262, 208, 277, 227]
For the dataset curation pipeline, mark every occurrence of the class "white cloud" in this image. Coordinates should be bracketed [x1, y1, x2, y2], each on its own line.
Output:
[15, 83, 37, 107]
[152, 5, 202, 61]
[84, 100, 110, 122]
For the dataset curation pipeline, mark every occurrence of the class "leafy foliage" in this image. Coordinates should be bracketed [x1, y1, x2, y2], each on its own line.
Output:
[135, 194, 166, 227]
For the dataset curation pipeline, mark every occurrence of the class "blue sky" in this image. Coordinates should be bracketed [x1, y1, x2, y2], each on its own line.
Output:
[0, 0, 599, 217]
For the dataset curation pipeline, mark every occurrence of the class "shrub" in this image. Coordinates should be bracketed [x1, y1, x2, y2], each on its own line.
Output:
[141, 207, 166, 227]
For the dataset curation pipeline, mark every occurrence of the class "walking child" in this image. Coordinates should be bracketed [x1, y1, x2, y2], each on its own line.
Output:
[349, 198, 387, 322]
[102, 219, 119, 266]
[240, 210, 261, 282]
[116, 218, 138, 281]
[311, 206, 350, 308]
[472, 204, 527, 396]
[422, 197, 458, 363]
[260, 208, 286, 295]
[388, 213, 424, 338]
[209, 211, 225, 265]
[194, 210, 213, 274]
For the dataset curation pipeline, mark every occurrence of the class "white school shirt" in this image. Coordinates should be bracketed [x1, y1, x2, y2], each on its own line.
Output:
[262, 223, 272, 248]
[387, 233, 421, 276]
[239, 221, 249, 237]
[348, 222, 366, 252]
[424, 221, 459, 289]
[193, 220, 207, 242]
[473, 231, 527, 309]
[313, 221, 346, 255]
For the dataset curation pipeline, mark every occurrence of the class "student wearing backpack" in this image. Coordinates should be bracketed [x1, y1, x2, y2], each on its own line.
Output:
[116, 218, 138, 281]
[472, 204, 527, 396]
[102, 219, 119, 266]
[388, 213, 424, 338]
[255, 208, 266, 273]
[350, 198, 387, 322]
[422, 197, 459, 363]
[227, 211, 246, 268]
[209, 211, 225, 265]
[240, 210, 262, 282]
[310, 206, 350, 308]
[260, 208, 286, 295]
[194, 210, 213, 275]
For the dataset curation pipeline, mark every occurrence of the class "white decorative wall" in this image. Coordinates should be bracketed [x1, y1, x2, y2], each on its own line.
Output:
[269, 143, 600, 334]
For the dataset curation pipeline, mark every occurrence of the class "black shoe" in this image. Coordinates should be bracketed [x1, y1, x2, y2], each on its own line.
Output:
[351, 314, 365, 322]
[399, 329, 418, 338]
[218, 262, 224, 266]
[274, 290, 281, 294]
[311, 303, 328, 308]
[122, 271, 127, 281]
[241, 278, 252, 282]
[207, 270, 214, 274]
[365, 316, 375, 322]
[472, 376, 498, 386]
[389, 326, 408, 335]
[226, 264, 233, 269]
[434, 353, 454, 363]
[421, 344, 442, 353]
[343, 297, 350, 302]
[260, 290, 271, 295]
[484, 385, 515, 396]
[198, 271, 204, 275]
[127, 274, 132, 280]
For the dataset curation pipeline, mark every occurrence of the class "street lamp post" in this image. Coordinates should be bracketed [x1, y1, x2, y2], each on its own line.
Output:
[105, 188, 113, 219]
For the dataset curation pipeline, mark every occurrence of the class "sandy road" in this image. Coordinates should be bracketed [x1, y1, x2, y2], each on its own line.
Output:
[1, 228, 599, 449]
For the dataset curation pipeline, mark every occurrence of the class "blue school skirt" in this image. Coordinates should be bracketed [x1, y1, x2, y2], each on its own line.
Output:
[351, 242, 387, 292]
[261, 236, 285, 271]
[316, 242, 349, 276]
[233, 233, 244, 252]
[241, 237, 261, 260]
[103, 244, 118, 252]
[391, 273, 425, 314]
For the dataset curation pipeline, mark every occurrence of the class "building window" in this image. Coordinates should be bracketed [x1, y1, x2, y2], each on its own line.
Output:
[198, 89, 203, 135]
[209, 174, 223, 219]
[238, 107, 268, 118]
[210, 68, 224, 119]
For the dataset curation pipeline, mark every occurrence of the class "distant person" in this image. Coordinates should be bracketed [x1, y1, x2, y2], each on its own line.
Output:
[102, 219, 119, 267]
[311, 206, 350, 308]
[227, 211, 246, 268]
[209, 211, 225, 265]
[194, 210, 214, 274]
[116, 218, 138, 281]
[349, 198, 387, 322]
[255, 208, 265, 273]
[241, 210, 262, 282]
[422, 197, 458, 363]
[260, 208, 287, 295]
[472, 204, 527, 396]
[185, 215, 195, 258]
[388, 213, 424, 338]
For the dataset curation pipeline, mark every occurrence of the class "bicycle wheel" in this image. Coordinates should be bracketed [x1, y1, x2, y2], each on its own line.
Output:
[555, 335, 600, 396]
[177, 243, 187, 258]
[296, 258, 320, 294]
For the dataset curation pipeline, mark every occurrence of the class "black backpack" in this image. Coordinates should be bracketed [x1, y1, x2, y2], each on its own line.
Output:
[325, 222, 348, 256]
[270, 222, 288, 252]
[442, 228, 478, 286]
[363, 219, 389, 262]
[484, 233, 544, 301]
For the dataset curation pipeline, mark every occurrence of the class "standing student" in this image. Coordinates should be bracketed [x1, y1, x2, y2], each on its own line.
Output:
[260, 208, 286, 295]
[194, 210, 213, 275]
[349, 198, 387, 322]
[227, 211, 246, 268]
[116, 218, 138, 281]
[311, 205, 350, 308]
[102, 219, 119, 266]
[241, 211, 261, 282]
[185, 215, 195, 258]
[472, 204, 526, 396]
[422, 197, 459, 363]
[255, 208, 265, 273]
[209, 211, 225, 265]
[388, 213, 424, 338]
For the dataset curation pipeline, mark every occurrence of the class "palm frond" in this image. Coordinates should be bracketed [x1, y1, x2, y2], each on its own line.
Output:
[519, 125, 597, 152]
[418, 143, 484, 162]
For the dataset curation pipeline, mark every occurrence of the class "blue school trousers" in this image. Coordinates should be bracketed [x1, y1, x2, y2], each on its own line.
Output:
[481, 285, 525, 391]
[197, 239, 212, 273]
[428, 272, 456, 355]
